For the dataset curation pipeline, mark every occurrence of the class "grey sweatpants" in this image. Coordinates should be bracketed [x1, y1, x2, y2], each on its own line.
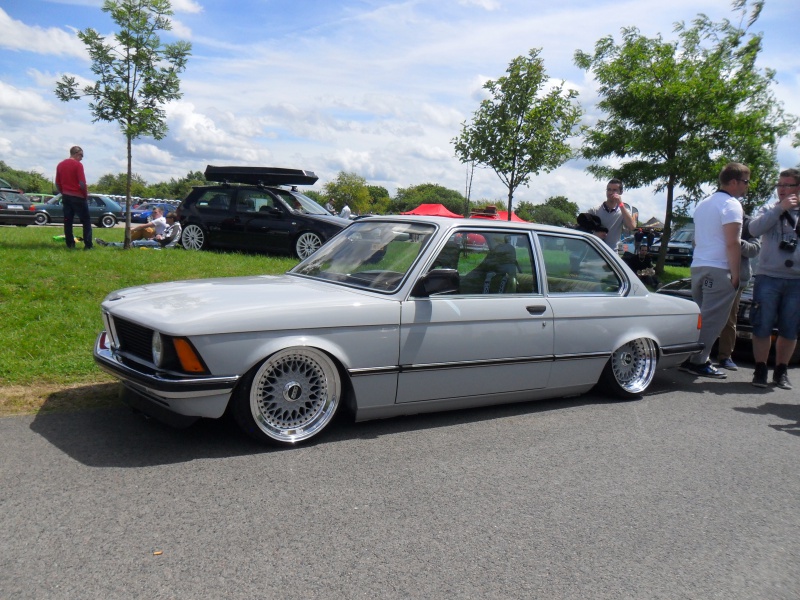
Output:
[690, 265, 737, 365]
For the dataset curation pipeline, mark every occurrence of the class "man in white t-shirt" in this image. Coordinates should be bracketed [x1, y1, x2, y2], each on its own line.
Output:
[679, 162, 747, 378]
[131, 206, 167, 240]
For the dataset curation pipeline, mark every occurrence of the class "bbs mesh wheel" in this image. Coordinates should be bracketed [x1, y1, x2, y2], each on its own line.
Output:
[233, 347, 342, 445]
[597, 337, 658, 399]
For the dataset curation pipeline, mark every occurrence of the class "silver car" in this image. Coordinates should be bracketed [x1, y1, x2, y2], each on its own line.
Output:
[94, 217, 702, 445]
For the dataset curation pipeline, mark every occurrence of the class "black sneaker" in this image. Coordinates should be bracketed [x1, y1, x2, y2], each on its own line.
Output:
[752, 362, 769, 388]
[773, 365, 792, 390]
[681, 360, 727, 379]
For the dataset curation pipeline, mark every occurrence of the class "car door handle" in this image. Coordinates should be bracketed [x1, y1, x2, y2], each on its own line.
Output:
[526, 305, 547, 315]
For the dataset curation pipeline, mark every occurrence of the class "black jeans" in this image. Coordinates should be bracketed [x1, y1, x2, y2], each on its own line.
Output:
[62, 195, 92, 248]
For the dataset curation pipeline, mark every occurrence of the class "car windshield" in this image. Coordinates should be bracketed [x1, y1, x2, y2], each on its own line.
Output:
[273, 189, 329, 215]
[671, 229, 694, 243]
[291, 220, 437, 292]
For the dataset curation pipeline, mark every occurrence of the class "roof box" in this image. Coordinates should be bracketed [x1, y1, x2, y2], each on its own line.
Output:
[204, 165, 319, 186]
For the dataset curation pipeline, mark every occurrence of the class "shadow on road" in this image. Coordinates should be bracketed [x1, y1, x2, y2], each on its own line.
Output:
[28, 382, 616, 468]
[734, 402, 800, 437]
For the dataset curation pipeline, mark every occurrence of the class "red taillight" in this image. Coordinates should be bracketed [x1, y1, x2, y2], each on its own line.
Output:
[29, 205, 36, 211]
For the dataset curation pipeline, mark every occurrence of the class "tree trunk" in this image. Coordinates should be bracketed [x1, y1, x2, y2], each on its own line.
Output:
[124, 134, 132, 249]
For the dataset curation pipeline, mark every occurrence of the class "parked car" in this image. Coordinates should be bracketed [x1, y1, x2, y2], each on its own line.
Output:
[94, 216, 703, 446]
[34, 194, 124, 228]
[131, 201, 176, 223]
[25, 193, 55, 203]
[656, 277, 800, 364]
[0, 188, 38, 226]
[177, 165, 350, 259]
[648, 228, 694, 266]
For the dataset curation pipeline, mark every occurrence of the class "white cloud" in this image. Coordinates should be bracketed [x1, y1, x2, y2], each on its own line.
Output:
[171, 0, 203, 14]
[0, 8, 86, 58]
[0, 81, 61, 125]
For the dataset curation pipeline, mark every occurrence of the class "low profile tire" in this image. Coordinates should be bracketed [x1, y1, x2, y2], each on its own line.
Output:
[181, 223, 208, 250]
[597, 338, 658, 399]
[295, 232, 323, 259]
[34, 213, 49, 226]
[100, 214, 116, 228]
[233, 347, 342, 445]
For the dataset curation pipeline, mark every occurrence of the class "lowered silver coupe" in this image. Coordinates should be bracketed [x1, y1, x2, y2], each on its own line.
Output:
[95, 217, 702, 445]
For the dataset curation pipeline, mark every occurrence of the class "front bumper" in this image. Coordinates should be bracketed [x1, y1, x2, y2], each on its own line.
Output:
[94, 333, 240, 420]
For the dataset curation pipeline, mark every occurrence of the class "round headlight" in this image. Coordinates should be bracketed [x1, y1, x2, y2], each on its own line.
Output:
[152, 332, 164, 367]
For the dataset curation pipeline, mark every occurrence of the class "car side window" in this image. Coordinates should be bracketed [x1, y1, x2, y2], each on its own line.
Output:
[429, 230, 537, 295]
[236, 191, 275, 213]
[195, 191, 232, 210]
[538, 234, 623, 294]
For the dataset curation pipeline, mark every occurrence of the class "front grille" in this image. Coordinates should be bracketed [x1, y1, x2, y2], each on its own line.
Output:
[113, 317, 154, 362]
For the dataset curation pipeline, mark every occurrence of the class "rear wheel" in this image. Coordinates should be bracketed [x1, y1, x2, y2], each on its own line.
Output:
[597, 338, 657, 399]
[99, 214, 116, 228]
[181, 223, 208, 250]
[232, 347, 342, 445]
[34, 213, 49, 226]
[295, 232, 323, 259]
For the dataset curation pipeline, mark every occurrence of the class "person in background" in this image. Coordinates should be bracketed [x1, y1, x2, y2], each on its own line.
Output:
[586, 178, 637, 249]
[339, 204, 352, 219]
[715, 216, 761, 371]
[747, 167, 800, 389]
[97, 212, 182, 249]
[623, 243, 659, 289]
[131, 206, 167, 241]
[634, 228, 645, 252]
[679, 162, 746, 379]
[54, 145, 92, 249]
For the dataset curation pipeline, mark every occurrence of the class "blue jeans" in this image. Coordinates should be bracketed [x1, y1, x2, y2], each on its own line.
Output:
[62, 195, 92, 248]
[750, 275, 800, 340]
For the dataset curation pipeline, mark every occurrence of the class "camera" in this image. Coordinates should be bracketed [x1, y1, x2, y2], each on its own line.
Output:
[779, 238, 798, 252]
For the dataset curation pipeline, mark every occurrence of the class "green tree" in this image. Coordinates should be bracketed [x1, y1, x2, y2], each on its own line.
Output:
[574, 0, 795, 270]
[453, 48, 582, 220]
[390, 183, 466, 216]
[521, 195, 579, 225]
[93, 172, 149, 197]
[55, 0, 191, 247]
[366, 185, 391, 214]
[323, 171, 371, 214]
[0, 161, 54, 194]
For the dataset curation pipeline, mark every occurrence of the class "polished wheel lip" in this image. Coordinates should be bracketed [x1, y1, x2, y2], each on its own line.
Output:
[249, 347, 340, 443]
[34, 213, 49, 225]
[610, 338, 657, 394]
[100, 215, 116, 228]
[296, 232, 322, 259]
[182, 224, 205, 250]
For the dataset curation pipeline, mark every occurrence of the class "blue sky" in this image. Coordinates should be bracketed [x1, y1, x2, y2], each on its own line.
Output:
[1, 0, 798, 222]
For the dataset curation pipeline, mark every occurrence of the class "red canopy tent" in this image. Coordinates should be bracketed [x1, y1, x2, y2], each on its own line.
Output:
[401, 203, 463, 218]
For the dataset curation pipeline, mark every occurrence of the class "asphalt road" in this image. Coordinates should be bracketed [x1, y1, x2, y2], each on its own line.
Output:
[2, 363, 798, 599]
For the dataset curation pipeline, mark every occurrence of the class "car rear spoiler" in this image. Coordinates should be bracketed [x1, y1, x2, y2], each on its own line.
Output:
[204, 165, 319, 187]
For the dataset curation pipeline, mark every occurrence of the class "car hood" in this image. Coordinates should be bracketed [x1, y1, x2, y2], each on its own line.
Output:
[101, 274, 397, 336]
[298, 213, 351, 227]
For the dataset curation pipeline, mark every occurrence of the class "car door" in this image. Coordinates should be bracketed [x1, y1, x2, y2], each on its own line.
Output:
[396, 229, 553, 403]
[190, 190, 237, 246]
[233, 189, 294, 253]
[535, 232, 641, 387]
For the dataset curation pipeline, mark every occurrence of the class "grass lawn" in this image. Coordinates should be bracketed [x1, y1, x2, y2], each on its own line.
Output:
[0, 225, 689, 416]
[0, 225, 297, 415]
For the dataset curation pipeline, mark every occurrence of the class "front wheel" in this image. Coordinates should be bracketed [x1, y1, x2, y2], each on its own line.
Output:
[295, 232, 322, 259]
[99, 214, 116, 228]
[597, 338, 657, 399]
[34, 213, 49, 226]
[181, 223, 208, 250]
[232, 347, 342, 445]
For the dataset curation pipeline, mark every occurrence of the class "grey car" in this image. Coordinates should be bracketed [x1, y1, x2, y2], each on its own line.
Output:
[94, 217, 703, 446]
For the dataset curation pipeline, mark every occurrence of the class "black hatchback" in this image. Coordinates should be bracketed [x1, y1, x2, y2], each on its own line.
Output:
[177, 166, 350, 259]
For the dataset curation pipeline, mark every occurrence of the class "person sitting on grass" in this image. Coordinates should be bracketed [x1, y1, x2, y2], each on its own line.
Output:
[96, 213, 182, 249]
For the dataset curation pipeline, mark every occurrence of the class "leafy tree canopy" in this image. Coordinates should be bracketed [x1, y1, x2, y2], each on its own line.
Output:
[0, 161, 54, 194]
[323, 171, 371, 215]
[518, 195, 579, 226]
[453, 48, 582, 219]
[574, 0, 796, 268]
[391, 183, 466, 215]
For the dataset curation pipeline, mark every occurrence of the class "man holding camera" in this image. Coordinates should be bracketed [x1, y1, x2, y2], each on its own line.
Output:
[748, 168, 800, 389]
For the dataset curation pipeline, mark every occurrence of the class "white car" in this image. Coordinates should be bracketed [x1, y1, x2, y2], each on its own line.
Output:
[95, 217, 702, 445]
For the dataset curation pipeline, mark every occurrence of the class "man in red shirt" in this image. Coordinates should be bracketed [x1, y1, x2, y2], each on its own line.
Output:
[55, 146, 92, 249]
